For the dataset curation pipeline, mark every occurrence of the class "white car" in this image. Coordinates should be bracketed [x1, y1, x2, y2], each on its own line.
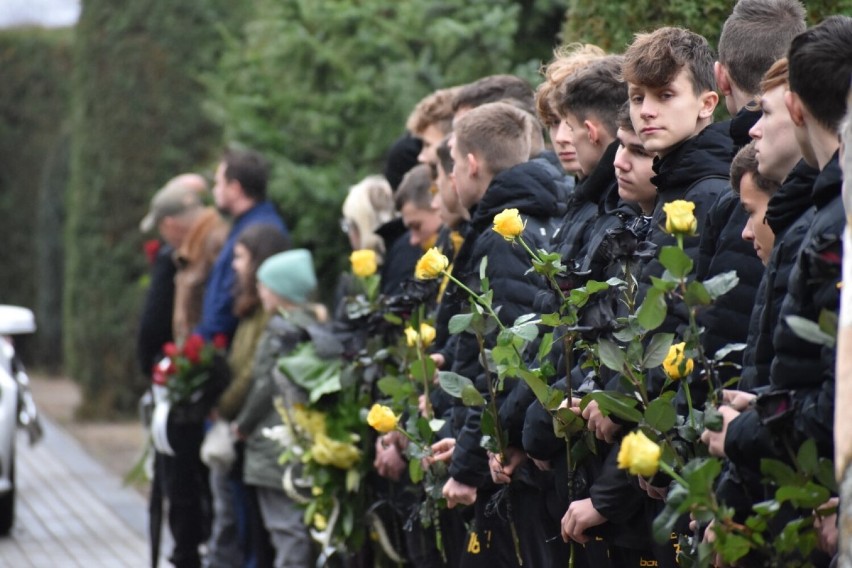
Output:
[0, 305, 42, 535]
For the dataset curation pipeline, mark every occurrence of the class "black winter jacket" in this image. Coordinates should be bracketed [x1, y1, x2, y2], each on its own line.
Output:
[637, 123, 734, 371]
[739, 161, 819, 391]
[446, 160, 562, 487]
[726, 153, 843, 470]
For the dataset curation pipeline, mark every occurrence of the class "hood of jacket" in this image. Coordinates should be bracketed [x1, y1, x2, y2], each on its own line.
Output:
[471, 160, 561, 233]
[651, 122, 734, 194]
[571, 140, 619, 207]
[729, 107, 761, 151]
[765, 159, 819, 235]
[811, 151, 842, 210]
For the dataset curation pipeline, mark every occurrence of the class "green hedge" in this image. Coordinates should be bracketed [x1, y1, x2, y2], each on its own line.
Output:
[0, 28, 73, 370]
[204, 0, 564, 300]
[65, 1, 246, 417]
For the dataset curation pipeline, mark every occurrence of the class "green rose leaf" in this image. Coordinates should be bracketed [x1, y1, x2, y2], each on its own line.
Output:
[818, 308, 838, 339]
[703, 406, 724, 432]
[775, 482, 830, 509]
[659, 245, 693, 279]
[760, 458, 798, 487]
[642, 333, 675, 369]
[644, 398, 677, 432]
[785, 315, 836, 347]
[684, 281, 712, 306]
[637, 287, 667, 331]
[597, 338, 626, 372]
[586, 391, 643, 424]
[448, 313, 474, 335]
[553, 407, 585, 438]
[796, 438, 818, 476]
[409, 458, 424, 484]
[718, 533, 752, 564]
[438, 371, 475, 399]
[703, 270, 739, 300]
[537, 332, 554, 362]
[461, 384, 486, 406]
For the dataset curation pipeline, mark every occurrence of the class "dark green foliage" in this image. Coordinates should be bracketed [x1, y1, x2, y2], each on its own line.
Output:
[65, 1, 246, 416]
[203, 0, 550, 301]
[0, 29, 73, 367]
[563, 0, 851, 54]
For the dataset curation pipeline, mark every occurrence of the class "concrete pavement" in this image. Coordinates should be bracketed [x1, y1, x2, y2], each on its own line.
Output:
[0, 413, 165, 566]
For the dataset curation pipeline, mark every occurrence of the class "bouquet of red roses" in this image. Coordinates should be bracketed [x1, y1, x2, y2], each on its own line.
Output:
[153, 333, 229, 406]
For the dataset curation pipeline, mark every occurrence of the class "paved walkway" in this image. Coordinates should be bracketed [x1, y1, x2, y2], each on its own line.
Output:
[0, 416, 164, 567]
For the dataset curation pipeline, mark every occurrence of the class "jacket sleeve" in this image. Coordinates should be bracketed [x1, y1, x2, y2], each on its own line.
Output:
[447, 230, 550, 485]
[136, 247, 176, 375]
[588, 441, 647, 524]
[234, 330, 277, 436]
[196, 249, 239, 341]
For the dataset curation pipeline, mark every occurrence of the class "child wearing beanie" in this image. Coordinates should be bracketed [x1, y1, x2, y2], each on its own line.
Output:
[232, 249, 322, 568]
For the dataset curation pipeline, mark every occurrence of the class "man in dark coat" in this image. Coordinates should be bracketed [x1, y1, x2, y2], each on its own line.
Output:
[438, 101, 562, 567]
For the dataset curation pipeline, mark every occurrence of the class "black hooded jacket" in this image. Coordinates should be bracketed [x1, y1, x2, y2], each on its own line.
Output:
[695, 113, 765, 368]
[726, 152, 843, 471]
[446, 160, 562, 487]
[739, 160, 819, 391]
[636, 123, 734, 352]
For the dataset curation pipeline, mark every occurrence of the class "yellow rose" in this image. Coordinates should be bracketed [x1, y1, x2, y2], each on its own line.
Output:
[415, 247, 449, 280]
[313, 513, 328, 531]
[405, 323, 437, 348]
[662, 342, 694, 380]
[350, 249, 378, 278]
[404, 327, 420, 347]
[663, 200, 698, 236]
[419, 323, 436, 347]
[617, 430, 661, 477]
[366, 403, 399, 434]
[492, 208, 525, 241]
[293, 404, 327, 438]
[312, 433, 361, 469]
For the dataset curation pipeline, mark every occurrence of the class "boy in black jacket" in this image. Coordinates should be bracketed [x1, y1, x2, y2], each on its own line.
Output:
[702, 14, 852, 479]
[438, 101, 563, 567]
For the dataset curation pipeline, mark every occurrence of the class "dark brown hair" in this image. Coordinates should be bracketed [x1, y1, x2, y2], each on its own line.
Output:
[623, 27, 715, 94]
[232, 224, 291, 317]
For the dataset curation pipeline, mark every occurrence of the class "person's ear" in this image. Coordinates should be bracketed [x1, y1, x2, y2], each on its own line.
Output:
[584, 120, 600, 146]
[784, 90, 806, 127]
[698, 90, 719, 120]
[714, 62, 732, 97]
[467, 153, 479, 177]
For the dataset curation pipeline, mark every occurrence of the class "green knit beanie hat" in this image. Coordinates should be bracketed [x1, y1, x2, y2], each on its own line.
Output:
[257, 249, 317, 304]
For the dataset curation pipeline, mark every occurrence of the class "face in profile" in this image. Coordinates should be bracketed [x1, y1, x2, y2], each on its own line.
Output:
[749, 86, 802, 183]
[560, 112, 604, 177]
[738, 172, 775, 265]
[232, 243, 253, 284]
[549, 116, 581, 174]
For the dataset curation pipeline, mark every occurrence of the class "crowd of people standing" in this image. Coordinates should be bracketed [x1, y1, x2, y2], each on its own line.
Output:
[136, 1, 852, 566]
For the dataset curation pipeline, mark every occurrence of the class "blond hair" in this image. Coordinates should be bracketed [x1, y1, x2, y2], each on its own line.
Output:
[406, 87, 461, 137]
[454, 102, 532, 176]
[341, 175, 395, 255]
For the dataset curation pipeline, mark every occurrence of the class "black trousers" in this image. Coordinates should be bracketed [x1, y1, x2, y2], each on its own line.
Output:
[156, 421, 211, 568]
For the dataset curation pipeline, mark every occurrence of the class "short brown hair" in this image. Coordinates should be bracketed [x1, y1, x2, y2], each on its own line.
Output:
[453, 102, 531, 176]
[718, 0, 806, 95]
[759, 58, 788, 94]
[452, 75, 535, 116]
[730, 141, 779, 195]
[395, 164, 435, 211]
[535, 43, 608, 126]
[435, 136, 453, 176]
[616, 102, 634, 133]
[555, 56, 627, 138]
[623, 27, 715, 94]
[406, 87, 460, 137]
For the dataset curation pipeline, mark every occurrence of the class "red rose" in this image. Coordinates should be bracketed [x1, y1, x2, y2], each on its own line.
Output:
[213, 333, 229, 350]
[183, 334, 204, 364]
[163, 342, 179, 358]
[152, 357, 173, 385]
[144, 239, 161, 265]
